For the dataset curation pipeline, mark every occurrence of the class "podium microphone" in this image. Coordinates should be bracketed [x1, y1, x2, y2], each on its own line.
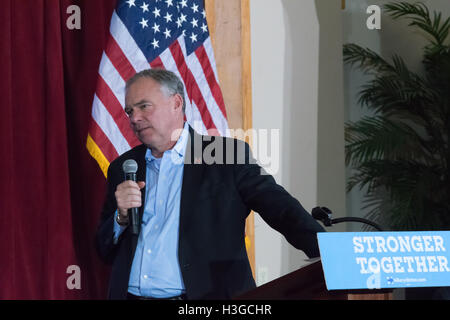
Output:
[122, 159, 140, 235]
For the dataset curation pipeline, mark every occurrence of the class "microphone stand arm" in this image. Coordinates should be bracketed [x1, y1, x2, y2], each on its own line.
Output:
[312, 207, 384, 231]
[329, 217, 384, 232]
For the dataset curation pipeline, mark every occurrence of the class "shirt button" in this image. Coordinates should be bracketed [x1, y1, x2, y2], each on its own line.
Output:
[147, 249, 152, 254]
[155, 225, 159, 229]
[143, 275, 148, 279]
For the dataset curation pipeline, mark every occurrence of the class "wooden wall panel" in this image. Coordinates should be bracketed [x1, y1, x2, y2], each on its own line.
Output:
[205, 0, 255, 276]
[206, 0, 243, 130]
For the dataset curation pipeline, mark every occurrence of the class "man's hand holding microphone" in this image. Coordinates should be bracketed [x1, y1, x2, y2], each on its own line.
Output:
[115, 159, 144, 235]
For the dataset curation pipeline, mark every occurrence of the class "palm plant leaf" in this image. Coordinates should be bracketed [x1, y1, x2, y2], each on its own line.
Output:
[343, 44, 394, 75]
[384, 2, 450, 46]
[345, 116, 430, 166]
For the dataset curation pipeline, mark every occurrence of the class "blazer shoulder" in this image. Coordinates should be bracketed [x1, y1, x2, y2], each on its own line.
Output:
[107, 144, 147, 175]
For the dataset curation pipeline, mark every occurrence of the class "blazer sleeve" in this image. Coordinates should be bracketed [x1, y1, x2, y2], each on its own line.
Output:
[233, 140, 325, 258]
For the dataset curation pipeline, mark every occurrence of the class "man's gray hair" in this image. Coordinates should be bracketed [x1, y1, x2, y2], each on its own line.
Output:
[126, 69, 186, 113]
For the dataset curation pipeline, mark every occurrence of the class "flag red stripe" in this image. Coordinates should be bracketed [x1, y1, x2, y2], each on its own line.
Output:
[195, 45, 227, 120]
[88, 120, 119, 163]
[150, 56, 165, 69]
[105, 35, 136, 82]
[95, 76, 140, 147]
[169, 41, 217, 130]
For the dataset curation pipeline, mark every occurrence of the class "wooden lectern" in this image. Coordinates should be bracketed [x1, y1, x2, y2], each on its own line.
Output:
[236, 260, 392, 300]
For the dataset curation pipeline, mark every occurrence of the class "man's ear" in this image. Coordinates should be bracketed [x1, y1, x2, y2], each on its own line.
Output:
[172, 93, 184, 113]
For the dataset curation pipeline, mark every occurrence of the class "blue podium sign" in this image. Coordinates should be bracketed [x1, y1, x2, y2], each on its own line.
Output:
[317, 231, 450, 290]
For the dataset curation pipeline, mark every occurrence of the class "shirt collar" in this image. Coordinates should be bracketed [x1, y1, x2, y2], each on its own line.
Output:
[172, 121, 189, 158]
[145, 122, 189, 162]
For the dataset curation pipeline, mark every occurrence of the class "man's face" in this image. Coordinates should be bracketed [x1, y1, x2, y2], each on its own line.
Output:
[125, 77, 183, 151]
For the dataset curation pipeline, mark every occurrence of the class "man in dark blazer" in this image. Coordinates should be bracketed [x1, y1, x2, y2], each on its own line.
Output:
[95, 69, 325, 300]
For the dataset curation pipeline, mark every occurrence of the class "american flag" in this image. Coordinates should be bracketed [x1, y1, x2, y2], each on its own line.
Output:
[87, 0, 229, 177]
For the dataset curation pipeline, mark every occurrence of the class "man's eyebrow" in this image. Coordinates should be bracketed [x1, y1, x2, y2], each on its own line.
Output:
[125, 100, 151, 108]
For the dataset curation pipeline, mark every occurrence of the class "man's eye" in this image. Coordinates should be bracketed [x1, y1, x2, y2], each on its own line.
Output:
[125, 109, 133, 116]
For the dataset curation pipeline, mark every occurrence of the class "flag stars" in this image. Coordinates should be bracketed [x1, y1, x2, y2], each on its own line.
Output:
[151, 38, 159, 48]
[163, 28, 172, 39]
[190, 32, 198, 43]
[140, 2, 149, 13]
[139, 17, 149, 28]
[152, 7, 161, 18]
[176, 17, 183, 28]
[127, 0, 209, 53]
[164, 12, 173, 23]
[126, 0, 136, 8]
[152, 22, 160, 33]
[179, 13, 187, 23]
[179, 0, 187, 8]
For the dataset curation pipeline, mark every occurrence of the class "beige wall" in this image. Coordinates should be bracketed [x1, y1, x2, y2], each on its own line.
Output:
[250, 0, 346, 285]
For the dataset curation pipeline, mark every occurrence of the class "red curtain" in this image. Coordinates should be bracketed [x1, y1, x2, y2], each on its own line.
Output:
[0, 0, 117, 299]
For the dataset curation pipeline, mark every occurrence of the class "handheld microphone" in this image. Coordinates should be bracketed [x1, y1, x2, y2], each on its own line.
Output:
[122, 159, 140, 235]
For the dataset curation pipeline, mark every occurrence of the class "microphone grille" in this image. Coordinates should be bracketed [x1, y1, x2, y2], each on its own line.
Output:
[122, 159, 138, 174]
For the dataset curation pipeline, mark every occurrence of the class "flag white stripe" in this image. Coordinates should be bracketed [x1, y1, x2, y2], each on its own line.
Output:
[98, 53, 127, 108]
[91, 94, 130, 155]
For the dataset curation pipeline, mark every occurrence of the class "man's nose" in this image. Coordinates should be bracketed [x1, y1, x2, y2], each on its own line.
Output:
[129, 109, 143, 123]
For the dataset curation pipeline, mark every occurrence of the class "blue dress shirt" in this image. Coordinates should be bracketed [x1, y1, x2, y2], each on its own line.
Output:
[113, 123, 189, 298]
